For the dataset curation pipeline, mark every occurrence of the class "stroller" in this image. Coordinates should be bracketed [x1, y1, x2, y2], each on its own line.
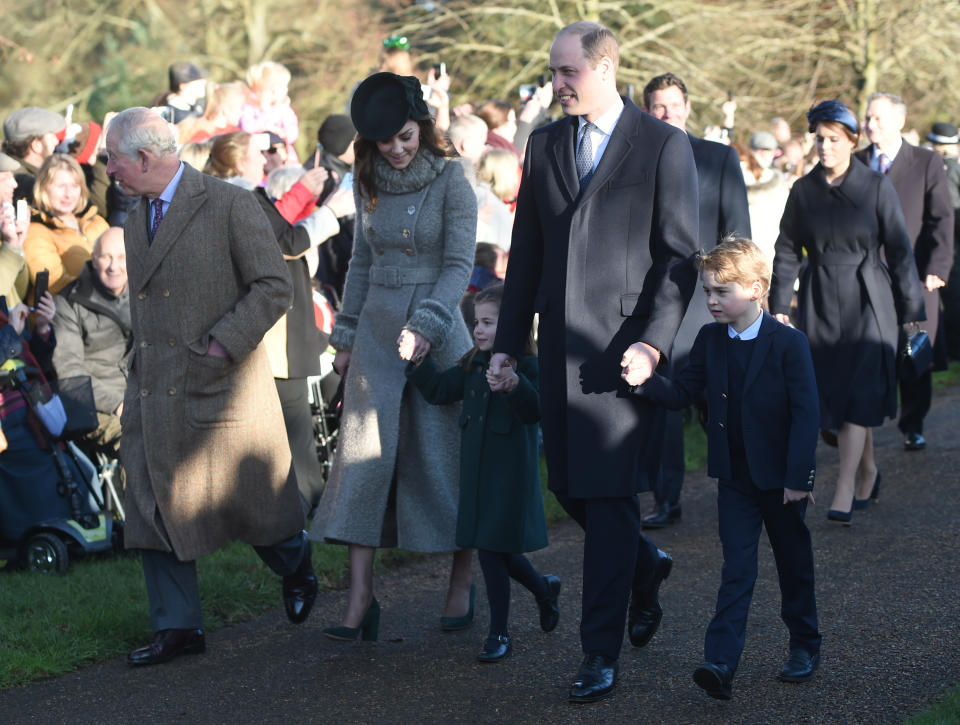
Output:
[308, 286, 343, 487]
[0, 359, 116, 574]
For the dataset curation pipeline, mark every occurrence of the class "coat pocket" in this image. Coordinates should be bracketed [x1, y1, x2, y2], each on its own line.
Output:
[184, 350, 244, 427]
[620, 293, 650, 317]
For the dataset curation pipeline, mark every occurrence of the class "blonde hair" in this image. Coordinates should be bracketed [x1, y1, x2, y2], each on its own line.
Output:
[477, 149, 520, 203]
[246, 61, 291, 92]
[178, 139, 213, 170]
[203, 131, 252, 178]
[699, 235, 772, 296]
[33, 153, 88, 216]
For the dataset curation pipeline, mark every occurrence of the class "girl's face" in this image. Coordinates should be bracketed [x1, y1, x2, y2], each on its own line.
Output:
[376, 120, 420, 170]
[237, 137, 266, 184]
[473, 300, 499, 352]
[47, 169, 82, 216]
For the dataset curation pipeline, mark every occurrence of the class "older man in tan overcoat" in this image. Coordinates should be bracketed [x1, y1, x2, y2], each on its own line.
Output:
[105, 107, 317, 666]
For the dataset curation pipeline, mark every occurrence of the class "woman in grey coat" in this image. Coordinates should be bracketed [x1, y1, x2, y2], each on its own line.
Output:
[310, 73, 477, 640]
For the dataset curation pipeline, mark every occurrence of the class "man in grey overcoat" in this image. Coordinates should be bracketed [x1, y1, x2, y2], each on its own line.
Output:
[490, 22, 699, 702]
[105, 108, 317, 666]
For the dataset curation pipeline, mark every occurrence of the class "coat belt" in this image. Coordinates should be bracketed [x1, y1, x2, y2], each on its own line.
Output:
[368, 266, 441, 288]
[807, 250, 871, 266]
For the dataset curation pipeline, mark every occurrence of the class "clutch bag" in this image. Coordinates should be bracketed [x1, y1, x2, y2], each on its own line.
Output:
[898, 329, 932, 382]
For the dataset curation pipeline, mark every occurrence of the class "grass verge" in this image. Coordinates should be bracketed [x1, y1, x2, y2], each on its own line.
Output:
[905, 685, 960, 724]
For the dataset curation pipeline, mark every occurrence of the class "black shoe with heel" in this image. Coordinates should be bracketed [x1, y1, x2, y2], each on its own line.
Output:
[323, 597, 380, 642]
[853, 471, 881, 510]
[536, 575, 561, 632]
[477, 634, 511, 663]
[441, 583, 476, 631]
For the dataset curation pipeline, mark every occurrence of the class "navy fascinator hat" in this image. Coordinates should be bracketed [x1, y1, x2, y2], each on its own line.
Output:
[806, 100, 859, 135]
[350, 72, 431, 142]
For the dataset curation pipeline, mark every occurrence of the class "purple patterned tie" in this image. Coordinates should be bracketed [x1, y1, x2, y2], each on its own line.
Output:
[149, 199, 164, 243]
[878, 153, 890, 174]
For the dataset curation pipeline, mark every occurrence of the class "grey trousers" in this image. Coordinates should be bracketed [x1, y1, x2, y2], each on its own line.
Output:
[140, 530, 309, 631]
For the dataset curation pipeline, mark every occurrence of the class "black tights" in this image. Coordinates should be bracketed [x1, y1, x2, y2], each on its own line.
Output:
[477, 549, 548, 637]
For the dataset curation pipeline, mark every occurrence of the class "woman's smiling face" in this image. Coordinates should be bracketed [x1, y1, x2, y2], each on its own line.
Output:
[376, 120, 421, 170]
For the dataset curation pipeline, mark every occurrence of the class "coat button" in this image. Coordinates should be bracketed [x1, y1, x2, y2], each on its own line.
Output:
[407, 205, 416, 215]
[168, 387, 176, 396]
[402, 229, 411, 238]
[140, 341, 149, 349]
[376, 247, 384, 255]
[168, 338, 176, 347]
[137, 292, 146, 300]
[162, 289, 170, 297]
[404, 248, 414, 256]
[718, 422, 725, 429]
[140, 388, 149, 397]
[470, 390, 475, 397]
[721, 393, 728, 399]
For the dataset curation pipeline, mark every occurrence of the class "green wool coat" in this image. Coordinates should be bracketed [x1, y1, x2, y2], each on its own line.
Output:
[407, 351, 548, 554]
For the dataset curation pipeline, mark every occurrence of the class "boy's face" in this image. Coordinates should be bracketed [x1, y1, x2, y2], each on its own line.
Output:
[702, 270, 763, 332]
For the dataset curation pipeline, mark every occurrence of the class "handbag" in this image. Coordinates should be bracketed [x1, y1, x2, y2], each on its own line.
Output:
[898, 329, 932, 382]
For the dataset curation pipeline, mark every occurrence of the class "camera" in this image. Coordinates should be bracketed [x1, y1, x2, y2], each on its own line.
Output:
[519, 74, 551, 102]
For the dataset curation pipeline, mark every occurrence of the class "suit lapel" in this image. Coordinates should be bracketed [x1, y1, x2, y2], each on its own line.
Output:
[550, 116, 579, 203]
[577, 100, 638, 206]
[124, 198, 151, 294]
[743, 312, 775, 391]
[134, 165, 207, 294]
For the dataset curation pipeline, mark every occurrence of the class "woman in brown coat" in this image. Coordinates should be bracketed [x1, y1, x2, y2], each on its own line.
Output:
[24, 154, 109, 295]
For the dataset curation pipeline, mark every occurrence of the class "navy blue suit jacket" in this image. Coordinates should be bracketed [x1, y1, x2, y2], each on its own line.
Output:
[638, 312, 819, 491]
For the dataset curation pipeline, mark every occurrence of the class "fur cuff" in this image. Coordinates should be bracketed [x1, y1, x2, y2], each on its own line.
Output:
[330, 314, 358, 351]
[406, 299, 454, 349]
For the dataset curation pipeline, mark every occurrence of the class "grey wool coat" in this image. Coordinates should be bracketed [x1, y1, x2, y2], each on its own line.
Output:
[311, 151, 476, 552]
[120, 164, 305, 561]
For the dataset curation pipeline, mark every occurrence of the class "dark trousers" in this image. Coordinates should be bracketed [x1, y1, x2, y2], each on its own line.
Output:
[140, 530, 309, 632]
[898, 370, 932, 435]
[704, 480, 820, 674]
[275, 377, 324, 509]
[655, 407, 686, 506]
[554, 492, 657, 660]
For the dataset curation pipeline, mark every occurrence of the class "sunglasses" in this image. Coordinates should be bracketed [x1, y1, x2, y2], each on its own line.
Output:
[265, 146, 283, 155]
[383, 34, 410, 51]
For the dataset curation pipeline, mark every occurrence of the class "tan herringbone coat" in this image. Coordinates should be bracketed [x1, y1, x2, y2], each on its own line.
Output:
[120, 164, 304, 560]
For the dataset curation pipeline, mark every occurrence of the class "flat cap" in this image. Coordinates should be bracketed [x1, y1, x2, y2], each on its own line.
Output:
[3, 106, 66, 142]
[0, 152, 21, 172]
[749, 131, 778, 150]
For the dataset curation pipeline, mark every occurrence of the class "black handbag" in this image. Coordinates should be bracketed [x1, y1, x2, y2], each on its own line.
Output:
[898, 329, 932, 382]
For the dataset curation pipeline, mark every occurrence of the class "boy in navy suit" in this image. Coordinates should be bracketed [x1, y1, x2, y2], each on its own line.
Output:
[635, 237, 821, 699]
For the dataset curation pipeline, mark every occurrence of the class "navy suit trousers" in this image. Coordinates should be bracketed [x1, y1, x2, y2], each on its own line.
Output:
[553, 492, 657, 659]
[704, 480, 820, 674]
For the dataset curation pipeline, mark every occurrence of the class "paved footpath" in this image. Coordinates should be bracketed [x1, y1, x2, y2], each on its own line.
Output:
[3, 390, 959, 725]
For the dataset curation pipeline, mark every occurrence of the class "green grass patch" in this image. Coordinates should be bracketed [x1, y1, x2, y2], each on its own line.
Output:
[905, 683, 960, 724]
[0, 540, 409, 690]
[932, 360, 960, 391]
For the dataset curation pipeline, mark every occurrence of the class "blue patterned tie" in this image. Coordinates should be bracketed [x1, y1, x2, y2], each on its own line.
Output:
[149, 199, 164, 243]
[576, 121, 595, 187]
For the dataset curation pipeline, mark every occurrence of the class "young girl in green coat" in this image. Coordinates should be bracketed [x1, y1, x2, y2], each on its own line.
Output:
[407, 284, 560, 663]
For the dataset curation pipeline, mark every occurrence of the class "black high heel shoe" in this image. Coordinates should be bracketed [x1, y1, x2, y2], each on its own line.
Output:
[827, 509, 853, 526]
[441, 583, 475, 631]
[323, 597, 380, 641]
[853, 471, 881, 510]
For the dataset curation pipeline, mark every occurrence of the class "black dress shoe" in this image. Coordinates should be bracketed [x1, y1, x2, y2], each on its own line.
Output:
[477, 634, 511, 663]
[283, 549, 318, 624]
[536, 575, 561, 632]
[778, 648, 820, 682]
[628, 549, 672, 647]
[641, 502, 682, 530]
[904, 432, 926, 451]
[569, 654, 619, 703]
[128, 628, 205, 666]
[693, 661, 733, 700]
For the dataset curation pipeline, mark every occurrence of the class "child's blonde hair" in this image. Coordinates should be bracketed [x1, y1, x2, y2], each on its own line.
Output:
[246, 61, 291, 93]
[698, 235, 772, 297]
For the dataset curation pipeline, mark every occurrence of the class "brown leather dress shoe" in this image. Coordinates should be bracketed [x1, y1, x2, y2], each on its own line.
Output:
[128, 628, 205, 666]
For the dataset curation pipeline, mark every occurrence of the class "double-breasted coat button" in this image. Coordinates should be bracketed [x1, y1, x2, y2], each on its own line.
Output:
[718, 422, 725, 429]
[404, 248, 414, 256]
[140, 341, 149, 349]
[140, 388, 149, 397]
[168, 338, 176, 347]
[402, 229, 411, 238]
[162, 289, 170, 297]
[137, 292, 146, 300]
[721, 392, 728, 399]
[407, 205, 416, 215]
[168, 387, 176, 395]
